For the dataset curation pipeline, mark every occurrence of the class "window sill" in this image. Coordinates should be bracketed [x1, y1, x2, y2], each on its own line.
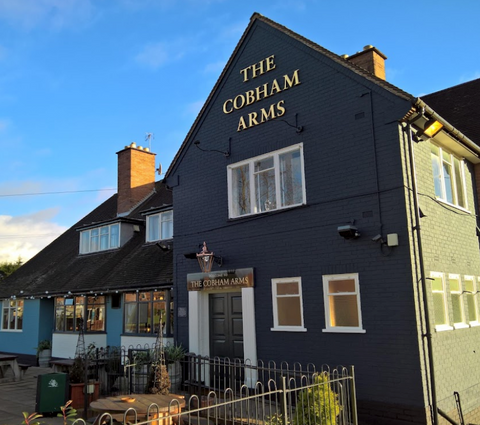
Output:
[0, 329, 22, 332]
[434, 198, 470, 214]
[228, 203, 308, 221]
[453, 323, 469, 330]
[322, 328, 366, 334]
[434, 324, 454, 332]
[271, 327, 307, 332]
[469, 321, 480, 327]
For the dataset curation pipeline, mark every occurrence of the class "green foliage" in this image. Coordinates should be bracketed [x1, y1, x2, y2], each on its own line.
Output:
[69, 356, 86, 384]
[35, 340, 51, 354]
[57, 400, 77, 424]
[21, 411, 43, 425]
[0, 258, 23, 279]
[163, 343, 186, 363]
[293, 372, 342, 425]
[266, 413, 289, 425]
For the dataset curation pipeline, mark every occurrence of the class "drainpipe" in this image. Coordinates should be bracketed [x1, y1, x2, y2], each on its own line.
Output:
[404, 122, 439, 425]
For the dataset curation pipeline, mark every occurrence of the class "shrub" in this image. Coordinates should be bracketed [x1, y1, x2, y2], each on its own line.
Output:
[293, 372, 341, 425]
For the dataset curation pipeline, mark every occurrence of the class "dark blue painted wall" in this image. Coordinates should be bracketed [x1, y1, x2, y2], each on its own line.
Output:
[168, 20, 422, 408]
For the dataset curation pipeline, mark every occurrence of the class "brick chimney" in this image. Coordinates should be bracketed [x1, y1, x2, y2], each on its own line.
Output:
[117, 142, 156, 215]
[345, 45, 387, 80]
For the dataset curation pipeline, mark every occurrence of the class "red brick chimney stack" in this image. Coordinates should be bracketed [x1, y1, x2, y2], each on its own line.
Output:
[117, 143, 156, 215]
[345, 45, 387, 80]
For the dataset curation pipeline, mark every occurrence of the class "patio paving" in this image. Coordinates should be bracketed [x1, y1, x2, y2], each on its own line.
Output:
[0, 366, 77, 425]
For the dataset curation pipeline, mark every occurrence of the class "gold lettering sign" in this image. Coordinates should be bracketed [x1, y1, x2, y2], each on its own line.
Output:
[222, 55, 301, 132]
[187, 268, 254, 291]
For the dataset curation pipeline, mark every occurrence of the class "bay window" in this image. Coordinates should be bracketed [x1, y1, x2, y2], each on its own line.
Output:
[55, 296, 105, 332]
[124, 290, 173, 336]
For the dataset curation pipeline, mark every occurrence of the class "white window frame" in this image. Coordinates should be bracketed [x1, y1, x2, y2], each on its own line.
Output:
[322, 273, 365, 333]
[79, 223, 120, 254]
[227, 144, 306, 218]
[464, 276, 479, 326]
[431, 272, 452, 331]
[271, 277, 306, 332]
[449, 274, 468, 329]
[2, 299, 23, 331]
[430, 143, 467, 209]
[146, 210, 173, 242]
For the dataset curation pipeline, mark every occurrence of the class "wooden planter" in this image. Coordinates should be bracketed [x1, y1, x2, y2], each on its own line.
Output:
[69, 381, 100, 409]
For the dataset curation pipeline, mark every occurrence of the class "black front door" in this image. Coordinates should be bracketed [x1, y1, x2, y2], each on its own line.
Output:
[209, 292, 243, 359]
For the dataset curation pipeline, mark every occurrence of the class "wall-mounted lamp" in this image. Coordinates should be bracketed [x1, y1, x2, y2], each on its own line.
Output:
[337, 224, 360, 240]
[194, 138, 231, 157]
[415, 118, 444, 142]
[184, 242, 223, 272]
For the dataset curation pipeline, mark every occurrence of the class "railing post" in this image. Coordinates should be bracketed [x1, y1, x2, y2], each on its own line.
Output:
[281, 376, 288, 425]
[196, 354, 202, 396]
[349, 365, 358, 425]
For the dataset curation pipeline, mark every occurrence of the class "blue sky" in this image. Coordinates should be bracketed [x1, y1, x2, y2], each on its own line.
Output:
[0, 0, 479, 262]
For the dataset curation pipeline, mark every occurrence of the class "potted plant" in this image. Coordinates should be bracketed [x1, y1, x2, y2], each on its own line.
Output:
[68, 355, 100, 409]
[36, 340, 52, 368]
[163, 343, 186, 393]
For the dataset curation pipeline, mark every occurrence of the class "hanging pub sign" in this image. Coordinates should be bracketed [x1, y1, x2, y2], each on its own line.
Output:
[187, 268, 254, 291]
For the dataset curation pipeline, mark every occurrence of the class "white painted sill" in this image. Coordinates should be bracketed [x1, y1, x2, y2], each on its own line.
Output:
[435, 324, 454, 332]
[271, 326, 307, 332]
[322, 328, 366, 334]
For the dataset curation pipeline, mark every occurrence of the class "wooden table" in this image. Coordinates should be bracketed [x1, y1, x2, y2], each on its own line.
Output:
[90, 393, 186, 425]
[0, 354, 21, 380]
[50, 358, 74, 373]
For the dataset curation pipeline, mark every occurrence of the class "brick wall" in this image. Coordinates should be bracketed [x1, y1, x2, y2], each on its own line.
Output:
[117, 145, 156, 215]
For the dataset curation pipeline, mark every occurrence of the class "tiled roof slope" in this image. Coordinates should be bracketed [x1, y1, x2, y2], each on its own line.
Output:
[0, 181, 172, 299]
[422, 78, 480, 142]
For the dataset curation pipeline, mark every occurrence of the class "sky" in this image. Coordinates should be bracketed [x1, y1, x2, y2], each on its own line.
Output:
[0, 0, 479, 263]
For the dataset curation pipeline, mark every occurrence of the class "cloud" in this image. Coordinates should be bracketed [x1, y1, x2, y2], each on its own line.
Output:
[459, 71, 480, 84]
[0, 0, 95, 31]
[0, 209, 67, 263]
[134, 42, 169, 70]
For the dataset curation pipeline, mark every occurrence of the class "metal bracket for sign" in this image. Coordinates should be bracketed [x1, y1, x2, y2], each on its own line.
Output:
[277, 113, 303, 133]
[194, 138, 231, 157]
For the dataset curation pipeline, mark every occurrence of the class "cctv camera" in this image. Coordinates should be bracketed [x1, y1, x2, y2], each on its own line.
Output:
[337, 225, 360, 240]
[371, 234, 382, 242]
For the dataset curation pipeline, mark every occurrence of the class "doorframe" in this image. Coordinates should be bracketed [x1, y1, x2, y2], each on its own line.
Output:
[189, 287, 257, 384]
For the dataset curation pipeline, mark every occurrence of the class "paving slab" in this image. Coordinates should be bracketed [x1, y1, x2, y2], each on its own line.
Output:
[0, 366, 77, 425]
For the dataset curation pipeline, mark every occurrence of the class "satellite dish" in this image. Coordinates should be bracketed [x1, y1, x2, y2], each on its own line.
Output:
[157, 163, 162, 175]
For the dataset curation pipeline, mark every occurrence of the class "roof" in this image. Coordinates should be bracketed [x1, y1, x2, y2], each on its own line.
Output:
[165, 12, 414, 179]
[422, 78, 480, 142]
[0, 180, 173, 299]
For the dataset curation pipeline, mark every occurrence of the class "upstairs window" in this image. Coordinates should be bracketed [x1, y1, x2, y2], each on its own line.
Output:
[464, 276, 478, 324]
[2, 299, 23, 331]
[431, 272, 450, 330]
[80, 223, 120, 254]
[146, 211, 173, 242]
[430, 144, 467, 209]
[228, 144, 306, 218]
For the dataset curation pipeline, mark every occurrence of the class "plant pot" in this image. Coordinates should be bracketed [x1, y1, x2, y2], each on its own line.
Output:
[168, 361, 182, 393]
[38, 349, 51, 368]
[69, 381, 100, 409]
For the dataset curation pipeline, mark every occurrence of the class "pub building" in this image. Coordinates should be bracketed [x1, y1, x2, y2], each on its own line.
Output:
[166, 12, 480, 425]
